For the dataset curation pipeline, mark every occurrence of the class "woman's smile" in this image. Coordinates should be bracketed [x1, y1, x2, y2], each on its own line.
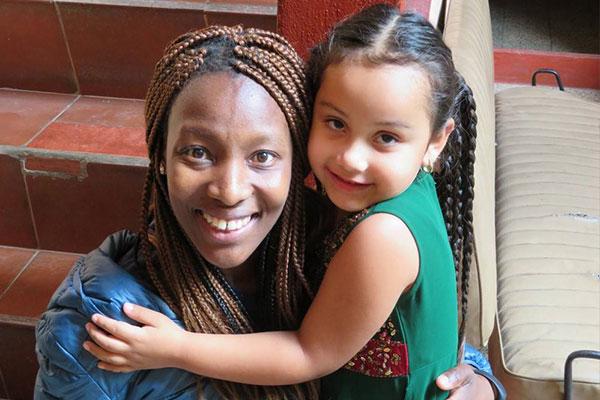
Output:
[199, 211, 254, 232]
[194, 210, 259, 244]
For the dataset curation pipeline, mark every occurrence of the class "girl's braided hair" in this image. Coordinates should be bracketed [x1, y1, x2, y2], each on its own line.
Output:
[306, 5, 477, 345]
[141, 25, 318, 399]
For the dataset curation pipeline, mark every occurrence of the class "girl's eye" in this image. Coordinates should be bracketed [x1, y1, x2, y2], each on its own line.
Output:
[251, 150, 277, 167]
[375, 133, 399, 146]
[326, 118, 345, 131]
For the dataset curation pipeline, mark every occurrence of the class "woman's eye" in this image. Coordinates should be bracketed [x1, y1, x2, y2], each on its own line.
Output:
[376, 133, 399, 146]
[190, 147, 207, 159]
[180, 146, 212, 161]
[326, 118, 345, 131]
[251, 151, 277, 166]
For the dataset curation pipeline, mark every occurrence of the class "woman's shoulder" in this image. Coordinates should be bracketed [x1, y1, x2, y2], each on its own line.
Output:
[34, 230, 188, 399]
[42, 229, 177, 324]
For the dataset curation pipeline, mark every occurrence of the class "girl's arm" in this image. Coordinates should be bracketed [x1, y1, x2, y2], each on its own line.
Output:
[85, 213, 418, 385]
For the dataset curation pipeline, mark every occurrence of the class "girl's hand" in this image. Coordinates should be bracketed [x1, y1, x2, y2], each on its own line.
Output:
[83, 303, 185, 372]
[436, 364, 495, 400]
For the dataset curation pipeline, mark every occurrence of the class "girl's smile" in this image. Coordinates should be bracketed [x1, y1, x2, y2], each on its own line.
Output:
[325, 167, 373, 192]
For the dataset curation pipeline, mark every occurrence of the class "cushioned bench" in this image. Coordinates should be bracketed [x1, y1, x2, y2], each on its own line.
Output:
[443, 0, 600, 398]
[492, 87, 599, 398]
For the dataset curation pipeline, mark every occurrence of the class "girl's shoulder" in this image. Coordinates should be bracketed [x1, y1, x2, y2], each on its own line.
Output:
[341, 213, 418, 274]
[323, 213, 419, 308]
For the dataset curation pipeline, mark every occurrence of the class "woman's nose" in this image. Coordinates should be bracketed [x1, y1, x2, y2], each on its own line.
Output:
[207, 161, 252, 206]
[337, 142, 369, 173]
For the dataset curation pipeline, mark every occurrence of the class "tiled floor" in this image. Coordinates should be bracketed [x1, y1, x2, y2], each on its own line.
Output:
[0, 247, 35, 296]
[0, 246, 79, 400]
[0, 250, 79, 318]
[0, 89, 76, 146]
[0, 89, 146, 155]
[0, 89, 148, 253]
[0, 0, 78, 93]
[0, 0, 278, 98]
[0, 169, 89, 400]
[58, 96, 145, 128]
[28, 97, 146, 157]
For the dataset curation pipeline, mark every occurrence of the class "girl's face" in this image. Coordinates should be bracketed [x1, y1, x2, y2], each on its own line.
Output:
[308, 62, 453, 212]
[165, 72, 292, 274]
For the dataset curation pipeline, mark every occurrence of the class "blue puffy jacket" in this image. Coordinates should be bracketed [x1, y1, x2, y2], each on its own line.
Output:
[34, 230, 198, 399]
[34, 230, 494, 399]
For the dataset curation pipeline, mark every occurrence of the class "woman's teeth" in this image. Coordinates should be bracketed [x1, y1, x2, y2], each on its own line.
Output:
[202, 213, 252, 231]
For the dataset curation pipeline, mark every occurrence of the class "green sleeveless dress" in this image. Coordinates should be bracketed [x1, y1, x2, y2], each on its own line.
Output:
[321, 171, 458, 400]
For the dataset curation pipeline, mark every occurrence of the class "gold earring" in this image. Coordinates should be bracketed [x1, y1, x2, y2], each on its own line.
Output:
[421, 151, 436, 173]
[159, 163, 166, 175]
[421, 159, 433, 174]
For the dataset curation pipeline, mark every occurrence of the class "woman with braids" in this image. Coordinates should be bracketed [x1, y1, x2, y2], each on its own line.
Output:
[35, 25, 320, 400]
[81, 5, 504, 400]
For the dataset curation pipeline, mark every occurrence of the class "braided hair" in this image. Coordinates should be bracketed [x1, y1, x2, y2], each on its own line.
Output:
[141, 25, 318, 399]
[306, 5, 477, 346]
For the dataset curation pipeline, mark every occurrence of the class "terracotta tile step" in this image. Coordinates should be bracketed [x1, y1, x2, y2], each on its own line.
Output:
[0, 0, 277, 98]
[0, 246, 80, 400]
[0, 89, 148, 253]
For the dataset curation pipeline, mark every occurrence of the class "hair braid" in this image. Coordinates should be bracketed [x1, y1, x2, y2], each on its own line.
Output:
[434, 74, 476, 343]
[140, 25, 318, 399]
[458, 82, 476, 342]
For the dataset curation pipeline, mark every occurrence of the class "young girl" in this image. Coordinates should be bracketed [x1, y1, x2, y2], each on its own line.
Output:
[84, 5, 476, 399]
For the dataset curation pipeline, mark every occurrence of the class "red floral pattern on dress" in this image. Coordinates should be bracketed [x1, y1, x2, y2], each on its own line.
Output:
[344, 319, 409, 377]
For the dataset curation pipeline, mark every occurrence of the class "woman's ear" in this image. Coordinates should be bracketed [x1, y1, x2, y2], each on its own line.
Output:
[423, 118, 455, 167]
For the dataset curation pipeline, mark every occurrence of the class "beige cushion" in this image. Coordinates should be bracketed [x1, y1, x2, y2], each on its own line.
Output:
[443, 0, 497, 347]
[491, 86, 600, 399]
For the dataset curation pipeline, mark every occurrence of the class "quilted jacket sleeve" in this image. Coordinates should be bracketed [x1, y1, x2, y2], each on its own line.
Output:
[34, 232, 198, 400]
[462, 343, 492, 374]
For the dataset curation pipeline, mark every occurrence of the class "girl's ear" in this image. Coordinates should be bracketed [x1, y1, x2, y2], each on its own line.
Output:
[423, 118, 455, 167]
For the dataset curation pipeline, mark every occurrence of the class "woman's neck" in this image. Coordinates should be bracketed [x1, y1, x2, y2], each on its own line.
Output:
[220, 252, 259, 297]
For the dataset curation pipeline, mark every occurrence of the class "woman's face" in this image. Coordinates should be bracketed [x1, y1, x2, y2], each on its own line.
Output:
[165, 72, 292, 272]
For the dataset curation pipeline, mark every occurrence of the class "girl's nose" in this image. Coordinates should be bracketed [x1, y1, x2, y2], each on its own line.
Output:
[337, 142, 369, 173]
[207, 161, 252, 206]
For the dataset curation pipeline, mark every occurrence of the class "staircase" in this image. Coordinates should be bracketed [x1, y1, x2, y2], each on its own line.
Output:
[0, 1, 276, 398]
